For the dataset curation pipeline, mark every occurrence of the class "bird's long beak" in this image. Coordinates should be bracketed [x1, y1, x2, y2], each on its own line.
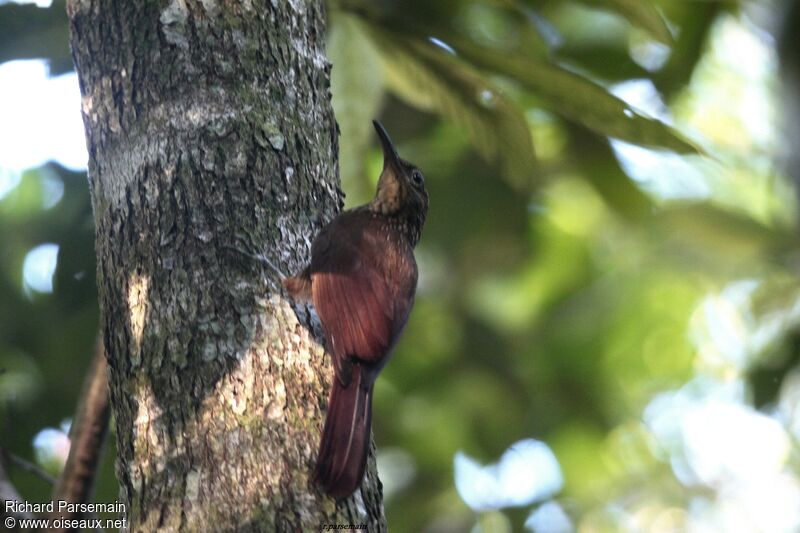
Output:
[373, 120, 401, 170]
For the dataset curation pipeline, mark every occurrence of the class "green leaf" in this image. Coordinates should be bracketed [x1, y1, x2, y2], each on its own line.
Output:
[344, 6, 694, 154]
[649, 203, 786, 267]
[366, 28, 537, 189]
[446, 36, 696, 153]
[328, 12, 385, 204]
[583, 0, 673, 44]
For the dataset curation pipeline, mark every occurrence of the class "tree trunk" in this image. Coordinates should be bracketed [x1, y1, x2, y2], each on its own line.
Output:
[67, 1, 386, 530]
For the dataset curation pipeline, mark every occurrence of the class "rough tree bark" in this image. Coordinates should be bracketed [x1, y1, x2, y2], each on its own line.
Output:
[67, 0, 386, 530]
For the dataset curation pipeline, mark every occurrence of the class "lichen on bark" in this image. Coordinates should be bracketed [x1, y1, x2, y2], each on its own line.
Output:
[67, 0, 386, 530]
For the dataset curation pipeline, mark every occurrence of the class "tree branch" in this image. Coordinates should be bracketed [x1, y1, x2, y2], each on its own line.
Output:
[1, 449, 56, 485]
[49, 338, 110, 529]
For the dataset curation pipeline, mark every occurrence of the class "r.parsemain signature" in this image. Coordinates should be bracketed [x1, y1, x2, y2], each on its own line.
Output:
[320, 523, 368, 531]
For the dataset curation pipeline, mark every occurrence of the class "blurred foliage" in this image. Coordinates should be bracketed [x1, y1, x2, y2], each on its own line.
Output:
[2, 0, 800, 532]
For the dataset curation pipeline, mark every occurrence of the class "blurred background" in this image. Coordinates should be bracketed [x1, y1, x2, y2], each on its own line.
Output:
[1, 0, 799, 531]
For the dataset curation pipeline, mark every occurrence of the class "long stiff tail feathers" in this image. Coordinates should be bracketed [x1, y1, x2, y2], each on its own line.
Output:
[313, 363, 373, 498]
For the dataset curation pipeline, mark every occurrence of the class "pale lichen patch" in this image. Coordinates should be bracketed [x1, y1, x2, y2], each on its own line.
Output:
[127, 272, 150, 367]
[81, 93, 93, 118]
[132, 385, 162, 428]
[160, 0, 189, 49]
[353, 488, 367, 519]
[268, 380, 286, 419]
[201, 340, 218, 361]
[185, 469, 202, 501]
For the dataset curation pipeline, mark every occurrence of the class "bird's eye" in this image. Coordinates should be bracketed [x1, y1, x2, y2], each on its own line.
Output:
[411, 170, 424, 187]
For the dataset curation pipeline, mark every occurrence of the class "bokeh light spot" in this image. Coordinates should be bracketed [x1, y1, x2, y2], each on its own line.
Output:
[455, 439, 563, 511]
[23, 242, 59, 294]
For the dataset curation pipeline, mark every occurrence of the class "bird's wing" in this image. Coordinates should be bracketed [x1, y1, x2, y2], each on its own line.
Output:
[310, 220, 401, 369]
[312, 256, 394, 364]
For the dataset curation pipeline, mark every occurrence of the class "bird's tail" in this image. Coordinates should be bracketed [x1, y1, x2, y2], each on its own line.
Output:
[313, 363, 373, 498]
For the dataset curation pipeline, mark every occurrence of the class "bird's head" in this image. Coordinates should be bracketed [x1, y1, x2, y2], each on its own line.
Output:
[370, 120, 428, 241]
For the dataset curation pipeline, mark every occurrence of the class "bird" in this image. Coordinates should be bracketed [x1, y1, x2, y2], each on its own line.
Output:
[281, 120, 429, 498]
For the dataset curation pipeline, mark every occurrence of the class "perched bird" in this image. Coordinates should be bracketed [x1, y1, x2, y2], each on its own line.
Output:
[283, 120, 429, 497]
